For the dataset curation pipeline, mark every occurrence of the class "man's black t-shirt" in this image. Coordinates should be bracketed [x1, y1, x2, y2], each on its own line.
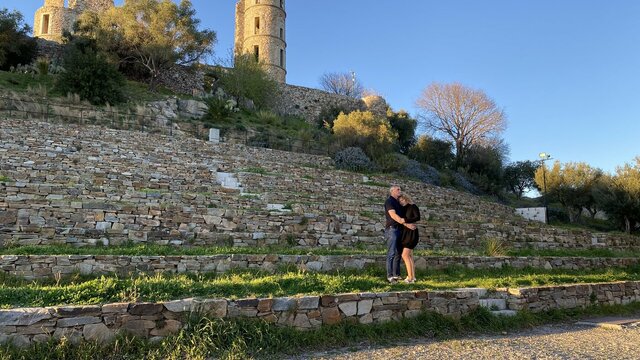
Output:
[384, 196, 404, 229]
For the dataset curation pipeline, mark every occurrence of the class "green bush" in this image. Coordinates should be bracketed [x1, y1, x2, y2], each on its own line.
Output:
[333, 146, 376, 172]
[55, 47, 125, 105]
[216, 54, 279, 110]
[332, 110, 397, 159]
[374, 152, 407, 173]
[0, 9, 38, 71]
[409, 135, 455, 170]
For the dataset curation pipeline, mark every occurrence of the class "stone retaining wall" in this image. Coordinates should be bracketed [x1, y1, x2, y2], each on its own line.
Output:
[0, 289, 478, 347]
[2, 254, 640, 280]
[2, 281, 640, 347]
[273, 83, 366, 122]
[506, 281, 640, 312]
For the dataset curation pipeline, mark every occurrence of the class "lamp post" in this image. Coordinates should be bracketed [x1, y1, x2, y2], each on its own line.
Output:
[538, 152, 552, 223]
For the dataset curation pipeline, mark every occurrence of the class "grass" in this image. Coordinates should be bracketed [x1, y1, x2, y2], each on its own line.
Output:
[1, 301, 639, 359]
[2, 244, 640, 258]
[0, 265, 639, 308]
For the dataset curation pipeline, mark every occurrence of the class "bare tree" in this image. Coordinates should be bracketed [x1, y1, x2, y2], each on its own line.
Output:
[416, 82, 507, 165]
[319, 71, 364, 98]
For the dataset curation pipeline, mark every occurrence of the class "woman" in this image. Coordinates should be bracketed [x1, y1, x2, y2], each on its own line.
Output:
[398, 194, 420, 283]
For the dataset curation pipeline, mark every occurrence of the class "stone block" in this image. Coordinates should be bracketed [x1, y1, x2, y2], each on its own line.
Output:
[357, 299, 373, 315]
[150, 319, 182, 336]
[163, 299, 193, 313]
[193, 299, 227, 318]
[297, 296, 319, 310]
[57, 316, 101, 328]
[338, 301, 357, 317]
[0, 308, 52, 326]
[129, 303, 164, 316]
[83, 323, 115, 344]
[321, 307, 341, 325]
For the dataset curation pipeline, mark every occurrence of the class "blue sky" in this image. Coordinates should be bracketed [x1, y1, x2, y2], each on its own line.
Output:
[10, 1, 640, 173]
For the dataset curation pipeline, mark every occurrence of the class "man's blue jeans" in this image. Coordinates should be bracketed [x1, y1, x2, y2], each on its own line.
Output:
[385, 227, 401, 278]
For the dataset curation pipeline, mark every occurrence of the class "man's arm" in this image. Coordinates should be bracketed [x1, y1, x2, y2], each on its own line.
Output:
[387, 209, 417, 230]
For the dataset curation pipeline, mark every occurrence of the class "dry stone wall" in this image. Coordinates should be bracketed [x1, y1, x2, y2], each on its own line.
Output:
[2, 254, 640, 281]
[0, 289, 477, 347]
[272, 83, 366, 122]
[2, 281, 640, 347]
[1, 119, 639, 251]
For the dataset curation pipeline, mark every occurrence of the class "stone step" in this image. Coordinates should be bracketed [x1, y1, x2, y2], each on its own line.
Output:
[480, 298, 507, 310]
[456, 287, 487, 298]
[491, 310, 517, 317]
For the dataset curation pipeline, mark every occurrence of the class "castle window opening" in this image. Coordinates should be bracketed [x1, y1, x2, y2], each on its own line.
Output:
[280, 49, 284, 67]
[253, 45, 259, 61]
[41, 14, 50, 35]
[280, 0, 283, 8]
[254, 17, 260, 34]
[280, 28, 283, 39]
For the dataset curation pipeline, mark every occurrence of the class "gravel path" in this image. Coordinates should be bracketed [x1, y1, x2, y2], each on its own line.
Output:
[293, 323, 640, 360]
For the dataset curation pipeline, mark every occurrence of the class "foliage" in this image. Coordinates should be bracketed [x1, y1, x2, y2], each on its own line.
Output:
[216, 54, 279, 109]
[0, 9, 37, 71]
[333, 146, 376, 172]
[316, 104, 351, 130]
[535, 161, 603, 223]
[593, 157, 640, 233]
[387, 108, 417, 154]
[319, 71, 364, 98]
[55, 44, 125, 105]
[76, 0, 216, 90]
[332, 110, 398, 159]
[408, 134, 454, 170]
[504, 160, 539, 198]
[460, 143, 508, 195]
[398, 159, 440, 186]
[203, 96, 238, 123]
[482, 238, 507, 256]
[416, 82, 507, 165]
[374, 152, 408, 173]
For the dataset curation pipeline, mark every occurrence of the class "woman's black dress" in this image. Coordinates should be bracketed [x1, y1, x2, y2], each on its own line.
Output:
[400, 204, 420, 249]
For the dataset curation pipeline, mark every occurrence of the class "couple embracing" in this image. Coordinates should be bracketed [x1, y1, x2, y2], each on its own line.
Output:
[384, 185, 420, 284]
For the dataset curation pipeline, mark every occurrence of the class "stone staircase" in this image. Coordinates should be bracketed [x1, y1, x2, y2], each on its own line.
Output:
[462, 288, 517, 317]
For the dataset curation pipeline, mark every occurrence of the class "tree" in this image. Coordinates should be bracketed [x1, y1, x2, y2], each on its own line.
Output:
[461, 142, 508, 195]
[415, 82, 507, 165]
[535, 161, 603, 223]
[408, 135, 454, 170]
[77, 0, 216, 90]
[504, 160, 539, 198]
[55, 36, 125, 105]
[319, 71, 364, 98]
[216, 53, 278, 109]
[387, 108, 417, 154]
[0, 9, 37, 70]
[594, 158, 640, 233]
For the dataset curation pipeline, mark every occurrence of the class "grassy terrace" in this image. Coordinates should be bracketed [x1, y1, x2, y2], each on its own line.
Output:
[1, 244, 640, 258]
[1, 266, 639, 309]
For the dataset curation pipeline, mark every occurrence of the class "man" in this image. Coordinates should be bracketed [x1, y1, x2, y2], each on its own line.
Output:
[384, 185, 416, 283]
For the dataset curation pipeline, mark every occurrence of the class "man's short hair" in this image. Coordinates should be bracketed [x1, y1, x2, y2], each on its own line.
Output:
[389, 185, 401, 194]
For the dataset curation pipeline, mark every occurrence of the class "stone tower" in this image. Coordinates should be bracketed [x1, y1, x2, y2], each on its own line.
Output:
[234, 0, 287, 83]
[33, 0, 114, 43]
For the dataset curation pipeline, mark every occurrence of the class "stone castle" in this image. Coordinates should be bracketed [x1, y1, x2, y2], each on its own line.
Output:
[33, 0, 114, 43]
[234, 0, 287, 83]
[33, 0, 287, 83]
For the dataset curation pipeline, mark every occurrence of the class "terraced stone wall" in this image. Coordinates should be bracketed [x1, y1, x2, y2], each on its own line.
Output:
[3, 254, 640, 281]
[1, 119, 639, 252]
[0, 289, 478, 346]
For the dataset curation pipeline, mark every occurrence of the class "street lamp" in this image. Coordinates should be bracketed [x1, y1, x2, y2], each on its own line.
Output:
[538, 152, 552, 223]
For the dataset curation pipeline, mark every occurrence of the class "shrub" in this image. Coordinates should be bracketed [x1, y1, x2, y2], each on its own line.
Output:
[374, 152, 407, 173]
[0, 9, 38, 71]
[408, 135, 454, 170]
[216, 54, 279, 110]
[482, 238, 507, 256]
[204, 96, 237, 123]
[333, 147, 376, 172]
[55, 47, 125, 105]
[316, 105, 351, 129]
[399, 159, 440, 186]
[332, 110, 397, 159]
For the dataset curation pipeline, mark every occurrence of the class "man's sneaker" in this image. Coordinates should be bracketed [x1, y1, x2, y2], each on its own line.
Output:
[387, 277, 397, 283]
[393, 276, 402, 280]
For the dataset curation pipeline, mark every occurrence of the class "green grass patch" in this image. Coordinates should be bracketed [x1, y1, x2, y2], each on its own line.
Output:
[0, 175, 11, 182]
[2, 243, 640, 258]
[1, 266, 639, 308]
[1, 302, 639, 359]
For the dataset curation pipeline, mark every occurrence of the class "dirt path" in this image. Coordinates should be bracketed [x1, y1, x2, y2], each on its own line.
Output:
[292, 323, 640, 360]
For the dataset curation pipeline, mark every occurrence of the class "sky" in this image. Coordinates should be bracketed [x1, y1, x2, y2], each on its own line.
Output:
[9, 0, 640, 174]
